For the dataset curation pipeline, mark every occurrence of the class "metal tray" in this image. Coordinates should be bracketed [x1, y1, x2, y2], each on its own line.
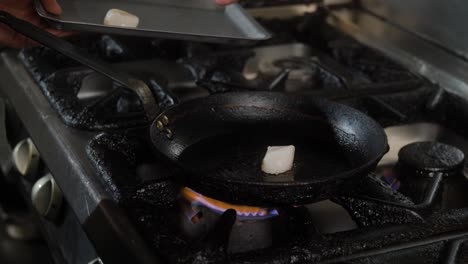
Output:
[35, 0, 271, 44]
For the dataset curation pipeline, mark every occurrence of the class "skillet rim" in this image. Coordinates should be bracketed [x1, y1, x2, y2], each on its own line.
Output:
[150, 91, 389, 187]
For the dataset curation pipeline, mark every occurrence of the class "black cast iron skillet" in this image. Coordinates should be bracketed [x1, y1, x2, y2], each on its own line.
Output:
[151, 92, 388, 206]
[0, 11, 389, 206]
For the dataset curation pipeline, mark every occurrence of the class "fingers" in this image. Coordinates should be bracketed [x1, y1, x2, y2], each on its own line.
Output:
[46, 28, 75, 38]
[215, 0, 238, 5]
[0, 25, 36, 49]
[40, 0, 62, 15]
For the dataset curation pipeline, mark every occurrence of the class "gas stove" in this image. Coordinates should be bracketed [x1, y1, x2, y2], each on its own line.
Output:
[1, 2, 468, 264]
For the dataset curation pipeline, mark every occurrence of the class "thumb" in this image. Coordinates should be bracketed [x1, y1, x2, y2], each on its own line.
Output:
[40, 0, 62, 15]
[215, 0, 237, 5]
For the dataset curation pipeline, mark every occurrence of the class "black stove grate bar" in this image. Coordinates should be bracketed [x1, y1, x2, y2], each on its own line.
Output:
[321, 231, 468, 263]
[86, 130, 468, 264]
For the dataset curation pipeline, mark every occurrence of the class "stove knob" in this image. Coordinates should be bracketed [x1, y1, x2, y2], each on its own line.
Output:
[4, 213, 39, 241]
[31, 174, 63, 220]
[12, 138, 40, 177]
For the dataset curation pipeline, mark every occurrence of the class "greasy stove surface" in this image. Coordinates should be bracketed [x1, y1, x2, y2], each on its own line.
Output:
[3, 5, 468, 264]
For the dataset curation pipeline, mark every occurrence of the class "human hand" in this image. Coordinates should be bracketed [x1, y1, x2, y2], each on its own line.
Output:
[0, 0, 237, 48]
[215, 0, 238, 5]
[0, 0, 68, 48]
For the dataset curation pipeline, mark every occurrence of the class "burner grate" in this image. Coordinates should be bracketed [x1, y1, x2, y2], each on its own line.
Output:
[86, 131, 468, 263]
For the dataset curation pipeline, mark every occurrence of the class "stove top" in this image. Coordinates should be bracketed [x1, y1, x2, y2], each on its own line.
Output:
[1, 4, 468, 264]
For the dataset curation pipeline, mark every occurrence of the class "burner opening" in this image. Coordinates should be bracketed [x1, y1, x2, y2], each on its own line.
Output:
[190, 211, 203, 224]
[182, 188, 279, 220]
[180, 187, 281, 253]
[377, 166, 402, 191]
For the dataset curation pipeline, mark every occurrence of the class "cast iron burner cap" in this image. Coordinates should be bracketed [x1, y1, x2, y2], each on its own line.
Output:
[398, 141, 465, 177]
